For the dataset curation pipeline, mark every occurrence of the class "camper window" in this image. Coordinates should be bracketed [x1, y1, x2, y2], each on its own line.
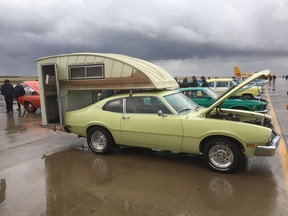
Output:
[69, 64, 104, 79]
[87, 66, 103, 77]
[70, 67, 85, 79]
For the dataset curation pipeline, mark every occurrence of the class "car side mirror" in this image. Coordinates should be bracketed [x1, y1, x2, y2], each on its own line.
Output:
[158, 110, 167, 117]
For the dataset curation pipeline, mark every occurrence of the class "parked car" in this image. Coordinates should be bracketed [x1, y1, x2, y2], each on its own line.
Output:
[63, 70, 280, 173]
[13, 81, 39, 95]
[179, 87, 268, 112]
[21, 81, 39, 95]
[207, 78, 262, 99]
[18, 81, 40, 113]
[236, 77, 268, 93]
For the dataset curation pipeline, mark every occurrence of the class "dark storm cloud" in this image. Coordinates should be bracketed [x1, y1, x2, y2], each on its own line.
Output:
[1, 0, 288, 76]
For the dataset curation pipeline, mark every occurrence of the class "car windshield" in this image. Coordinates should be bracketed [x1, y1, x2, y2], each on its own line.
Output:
[164, 92, 199, 113]
[204, 88, 219, 98]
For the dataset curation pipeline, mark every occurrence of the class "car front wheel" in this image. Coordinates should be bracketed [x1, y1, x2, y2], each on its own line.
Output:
[203, 138, 240, 173]
[87, 126, 115, 155]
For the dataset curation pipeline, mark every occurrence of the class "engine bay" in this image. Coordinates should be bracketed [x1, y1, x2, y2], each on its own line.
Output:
[206, 107, 272, 127]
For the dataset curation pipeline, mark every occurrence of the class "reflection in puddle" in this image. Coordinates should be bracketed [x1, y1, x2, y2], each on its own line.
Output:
[0, 179, 6, 203]
[42, 148, 279, 216]
[92, 158, 111, 184]
[208, 177, 233, 197]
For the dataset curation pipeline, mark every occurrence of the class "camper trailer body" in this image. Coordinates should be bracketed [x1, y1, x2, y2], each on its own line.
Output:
[37, 53, 179, 127]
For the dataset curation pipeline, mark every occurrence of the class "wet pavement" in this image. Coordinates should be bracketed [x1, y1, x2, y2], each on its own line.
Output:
[0, 79, 288, 216]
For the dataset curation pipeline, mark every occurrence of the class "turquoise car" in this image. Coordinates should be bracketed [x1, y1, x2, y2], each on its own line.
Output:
[180, 87, 267, 112]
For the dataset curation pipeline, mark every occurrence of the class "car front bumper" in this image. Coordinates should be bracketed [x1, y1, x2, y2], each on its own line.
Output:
[255, 131, 281, 156]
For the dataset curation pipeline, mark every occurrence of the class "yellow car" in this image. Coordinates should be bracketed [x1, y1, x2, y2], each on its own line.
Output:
[64, 71, 280, 173]
[207, 78, 262, 99]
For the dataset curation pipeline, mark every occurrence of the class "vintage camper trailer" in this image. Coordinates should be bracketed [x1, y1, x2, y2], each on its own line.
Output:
[37, 53, 179, 127]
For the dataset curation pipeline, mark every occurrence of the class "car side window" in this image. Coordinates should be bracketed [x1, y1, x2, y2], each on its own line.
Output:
[196, 90, 206, 98]
[216, 81, 228, 87]
[182, 90, 194, 98]
[126, 97, 145, 113]
[208, 82, 214, 87]
[201, 90, 210, 97]
[229, 81, 236, 87]
[186, 90, 199, 98]
[102, 98, 123, 113]
[126, 96, 171, 114]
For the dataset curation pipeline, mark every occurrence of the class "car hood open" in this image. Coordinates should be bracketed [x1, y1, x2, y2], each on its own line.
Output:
[204, 70, 270, 114]
[23, 81, 40, 94]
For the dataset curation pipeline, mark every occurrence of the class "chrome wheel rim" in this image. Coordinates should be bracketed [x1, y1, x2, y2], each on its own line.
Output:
[91, 131, 107, 151]
[26, 102, 35, 112]
[209, 143, 234, 168]
[27, 103, 34, 111]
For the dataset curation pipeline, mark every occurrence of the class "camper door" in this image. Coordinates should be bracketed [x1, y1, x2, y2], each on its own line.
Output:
[40, 64, 62, 126]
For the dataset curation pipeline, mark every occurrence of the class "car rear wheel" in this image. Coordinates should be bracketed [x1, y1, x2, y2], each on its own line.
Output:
[24, 101, 37, 113]
[203, 138, 240, 173]
[87, 126, 115, 155]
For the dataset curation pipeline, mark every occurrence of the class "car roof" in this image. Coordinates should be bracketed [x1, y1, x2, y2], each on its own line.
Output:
[179, 87, 210, 91]
[207, 78, 233, 82]
[98, 89, 178, 101]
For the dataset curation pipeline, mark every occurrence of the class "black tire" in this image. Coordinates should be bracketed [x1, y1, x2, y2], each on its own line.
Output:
[24, 101, 37, 113]
[203, 138, 240, 173]
[87, 126, 115, 155]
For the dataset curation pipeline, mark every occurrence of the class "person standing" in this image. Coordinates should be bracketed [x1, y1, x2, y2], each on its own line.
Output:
[99, 90, 115, 101]
[200, 76, 209, 87]
[13, 83, 26, 110]
[272, 75, 276, 83]
[1, 79, 14, 113]
[191, 76, 198, 87]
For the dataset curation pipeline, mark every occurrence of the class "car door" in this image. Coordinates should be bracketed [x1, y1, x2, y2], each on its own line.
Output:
[120, 96, 183, 151]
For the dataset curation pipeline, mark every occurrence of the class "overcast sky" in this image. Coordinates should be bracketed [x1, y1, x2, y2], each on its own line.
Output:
[1, 0, 288, 78]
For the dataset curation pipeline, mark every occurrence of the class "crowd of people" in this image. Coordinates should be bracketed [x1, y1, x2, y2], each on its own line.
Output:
[179, 76, 209, 87]
[1, 79, 25, 113]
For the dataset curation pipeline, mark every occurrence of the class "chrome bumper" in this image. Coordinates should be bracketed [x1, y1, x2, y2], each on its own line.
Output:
[255, 131, 281, 156]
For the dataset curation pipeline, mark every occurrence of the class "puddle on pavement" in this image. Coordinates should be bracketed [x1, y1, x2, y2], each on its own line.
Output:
[1, 146, 285, 216]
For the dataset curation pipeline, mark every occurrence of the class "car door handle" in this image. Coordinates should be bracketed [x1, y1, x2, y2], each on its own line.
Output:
[122, 116, 130, 119]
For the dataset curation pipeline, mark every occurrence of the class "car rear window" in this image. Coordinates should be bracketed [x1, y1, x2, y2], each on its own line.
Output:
[102, 99, 123, 113]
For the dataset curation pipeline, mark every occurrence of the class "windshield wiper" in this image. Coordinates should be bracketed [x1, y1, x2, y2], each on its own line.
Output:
[178, 108, 192, 113]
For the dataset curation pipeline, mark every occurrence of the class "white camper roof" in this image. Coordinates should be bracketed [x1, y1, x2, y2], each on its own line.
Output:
[37, 53, 179, 90]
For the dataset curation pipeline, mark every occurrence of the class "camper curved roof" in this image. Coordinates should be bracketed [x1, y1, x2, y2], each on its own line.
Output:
[37, 53, 179, 90]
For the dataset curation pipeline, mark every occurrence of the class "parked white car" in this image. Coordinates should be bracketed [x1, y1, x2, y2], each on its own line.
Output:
[207, 78, 262, 99]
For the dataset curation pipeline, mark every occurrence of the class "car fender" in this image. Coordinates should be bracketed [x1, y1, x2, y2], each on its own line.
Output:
[181, 118, 272, 155]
